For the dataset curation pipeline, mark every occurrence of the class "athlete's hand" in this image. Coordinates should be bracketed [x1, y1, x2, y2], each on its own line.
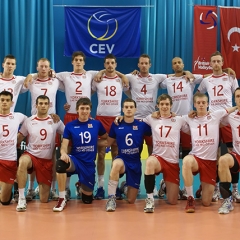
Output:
[64, 103, 70, 111]
[60, 153, 70, 163]
[131, 70, 139, 75]
[224, 68, 236, 78]
[114, 116, 123, 125]
[122, 75, 129, 88]
[50, 113, 60, 123]
[24, 74, 34, 88]
[151, 111, 160, 119]
[188, 110, 197, 118]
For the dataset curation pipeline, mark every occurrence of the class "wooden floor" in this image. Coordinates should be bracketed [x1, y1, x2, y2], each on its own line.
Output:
[1, 198, 240, 240]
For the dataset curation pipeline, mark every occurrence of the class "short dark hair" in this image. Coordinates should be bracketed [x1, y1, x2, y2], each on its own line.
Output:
[72, 51, 86, 62]
[193, 92, 208, 102]
[36, 95, 50, 105]
[234, 87, 240, 97]
[104, 54, 116, 63]
[76, 97, 92, 110]
[0, 90, 13, 101]
[210, 51, 223, 61]
[3, 54, 16, 64]
[157, 94, 172, 105]
[123, 98, 137, 108]
[138, 54, 151, 64]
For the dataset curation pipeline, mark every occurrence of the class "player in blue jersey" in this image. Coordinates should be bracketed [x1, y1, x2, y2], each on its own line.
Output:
[105, 98, 152, 212]
[53, 97, 108, 212]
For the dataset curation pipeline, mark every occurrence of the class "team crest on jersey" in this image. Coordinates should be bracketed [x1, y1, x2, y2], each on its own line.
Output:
[171, 118, 176, 122]
[207, 116, 212, 120]
[88, 124, 93, 128]
[12, 80, 16, 84]
[133, 125, 138, 130]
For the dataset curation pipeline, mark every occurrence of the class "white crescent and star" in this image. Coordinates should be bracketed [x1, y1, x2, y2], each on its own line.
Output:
[227, 27, 240, 52]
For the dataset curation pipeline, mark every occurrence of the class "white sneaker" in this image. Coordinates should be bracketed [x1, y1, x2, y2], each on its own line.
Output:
[50, 189, 59, 201]
[65, 188, 71, 201]
[53, 198, 67, 212]
[106, 196, 116, 212]
[158, 179, 165, 199]
[144, 198, 155, 213]
[16, 198, 27, 212]
[212, 188, 220, 202]
[232, 189, 240, 203]
[218, 196, 234, 214]
[35, 186, 39, 197]
[26, 189, 36, 201]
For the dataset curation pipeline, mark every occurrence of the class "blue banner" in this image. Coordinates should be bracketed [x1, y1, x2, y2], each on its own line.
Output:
[64, 7, 141, 58]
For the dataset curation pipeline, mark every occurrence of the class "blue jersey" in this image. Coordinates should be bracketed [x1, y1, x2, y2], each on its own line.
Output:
[109, 119, 151, 163]
[63, 118, 106, 162]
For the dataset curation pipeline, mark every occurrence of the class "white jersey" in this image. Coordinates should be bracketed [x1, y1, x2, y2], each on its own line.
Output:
[92, 74, 123, 116]
[126, 73, 167, 118]
[0, 76, 27, 111]
[184, 110, 228, 160]
[221, 110, 240, 155]
[198, 73, 238, 111]
[0, 112, 27, 161]
[19, 115, 65, 159]
[27, 78, 64, 115]
[56, 71, 97, 114]
[161, 74, 203, 115]
[144, 115, 189, 163]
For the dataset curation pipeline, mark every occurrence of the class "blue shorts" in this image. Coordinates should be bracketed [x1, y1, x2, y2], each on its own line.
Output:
[115, 155, 141, 190]
[68, 155, 95, 191]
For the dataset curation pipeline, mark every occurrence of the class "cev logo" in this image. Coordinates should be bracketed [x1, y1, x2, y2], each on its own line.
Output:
[87, 11, 118, 54]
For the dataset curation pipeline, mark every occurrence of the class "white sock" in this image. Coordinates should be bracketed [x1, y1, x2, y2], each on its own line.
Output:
[66, 177, 70, 189]
[59, 191, 66, 199]
[108, 180, 118, 196]
[185, 186, 193, 197]
[147, 193, 154, 200]
[28, 181, 34, 190]
[98, 175, 104, 188]
[19, 188, 25, 199]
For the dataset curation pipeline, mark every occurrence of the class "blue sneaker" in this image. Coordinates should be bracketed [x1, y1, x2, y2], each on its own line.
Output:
[94, 187, 105, 200]
[116, 187, 123, 200]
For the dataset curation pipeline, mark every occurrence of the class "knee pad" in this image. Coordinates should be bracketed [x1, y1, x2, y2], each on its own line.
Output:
[56, 159, 70, 173]
[82, 192, 93, 204]
[0, 192, 13, 205]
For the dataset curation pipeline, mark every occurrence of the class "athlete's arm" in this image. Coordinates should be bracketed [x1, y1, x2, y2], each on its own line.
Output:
[107, 136, 116, 147]
[17, 132, 25, 145]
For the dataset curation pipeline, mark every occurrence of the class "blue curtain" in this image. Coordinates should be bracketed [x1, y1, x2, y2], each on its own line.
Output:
[0, 0, 54, 116]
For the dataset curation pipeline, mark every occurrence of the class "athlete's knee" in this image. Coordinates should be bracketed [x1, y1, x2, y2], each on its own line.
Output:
[56, 159, 70, 173]
[82, 192, 93, 204]
[0, 192, 13, 206]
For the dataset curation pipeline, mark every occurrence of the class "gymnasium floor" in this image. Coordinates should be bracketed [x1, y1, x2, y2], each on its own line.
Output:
[1, 145, 240, 240]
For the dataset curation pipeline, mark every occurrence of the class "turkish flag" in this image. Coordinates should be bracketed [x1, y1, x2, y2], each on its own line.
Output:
[220, 7, 240, 79]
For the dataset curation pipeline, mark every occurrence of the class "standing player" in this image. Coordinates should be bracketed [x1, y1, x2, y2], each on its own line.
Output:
[105, 98, 151, 211]
[197, 51, 239, 202]
[218, 87, 240, 214]
[53, 98, 107, 212]
[0, 91, 27, 205]
[24, 58, 64, 201]
[92, 54, 127, 200]
[16, 95, 64, 212]
[143, 94, 189, 213]
[182, 92, 237, 213]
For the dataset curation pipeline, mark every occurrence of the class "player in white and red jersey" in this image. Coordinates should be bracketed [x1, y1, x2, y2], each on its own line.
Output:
[0, 55, 28, 112]
[143, 94, 189, 213]
[0, 91, 27, 205]
[197, 51, 239, 202]
[92, 54, 126, 200]
[182, 92, 237, 213]
[218, 87, 240, 214]
[16, 95, 64, 212]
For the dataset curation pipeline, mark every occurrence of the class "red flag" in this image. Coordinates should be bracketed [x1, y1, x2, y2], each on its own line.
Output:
[192, 6, 217, 74]
[220, 7, 240, 79]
